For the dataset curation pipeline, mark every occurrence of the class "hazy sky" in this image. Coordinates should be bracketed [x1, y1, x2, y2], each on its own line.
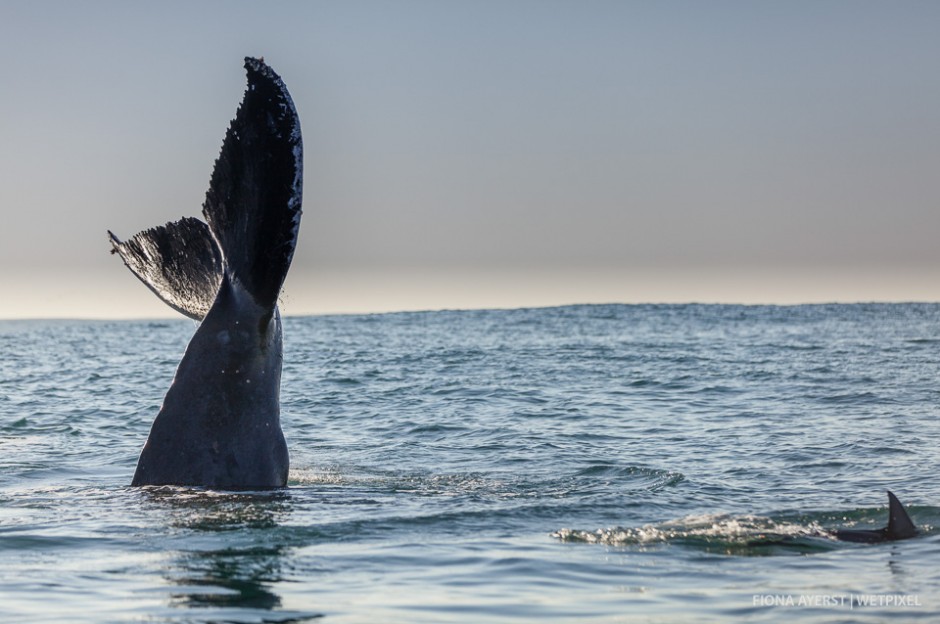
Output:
[2, 1, 940, 317]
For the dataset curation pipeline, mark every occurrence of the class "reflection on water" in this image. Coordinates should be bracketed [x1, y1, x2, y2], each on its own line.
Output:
[171, 545, 286, 611]
[141, 488, 322, 622]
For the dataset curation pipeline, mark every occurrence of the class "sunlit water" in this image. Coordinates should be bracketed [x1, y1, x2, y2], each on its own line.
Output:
[2, 304, 940, 622]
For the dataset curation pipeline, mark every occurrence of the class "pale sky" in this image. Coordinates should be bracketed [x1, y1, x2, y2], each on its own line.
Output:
[2, 1, 939, 318]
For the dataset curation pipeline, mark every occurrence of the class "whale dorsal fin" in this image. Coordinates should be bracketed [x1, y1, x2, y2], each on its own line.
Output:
[886, 491, 917, 540]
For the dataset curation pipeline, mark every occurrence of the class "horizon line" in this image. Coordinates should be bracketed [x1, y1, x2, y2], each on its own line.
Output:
[1, 265, 939, 321]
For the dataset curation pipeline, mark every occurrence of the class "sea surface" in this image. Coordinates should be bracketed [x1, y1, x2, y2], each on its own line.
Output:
[2, 303, 940, 623]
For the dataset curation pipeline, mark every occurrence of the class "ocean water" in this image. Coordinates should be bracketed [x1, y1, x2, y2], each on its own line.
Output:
[2, 303, 940, 623]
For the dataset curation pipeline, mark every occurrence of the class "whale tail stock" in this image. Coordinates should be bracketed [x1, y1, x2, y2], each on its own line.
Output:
[109, 57, 303, 318]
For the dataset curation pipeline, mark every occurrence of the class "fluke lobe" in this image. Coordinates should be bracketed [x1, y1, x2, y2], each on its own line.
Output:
[109, 57, 302, 488]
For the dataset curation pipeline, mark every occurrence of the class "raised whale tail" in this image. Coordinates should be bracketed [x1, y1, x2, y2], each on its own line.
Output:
[110, 57, 302, 318]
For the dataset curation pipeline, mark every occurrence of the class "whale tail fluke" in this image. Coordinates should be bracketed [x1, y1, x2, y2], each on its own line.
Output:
[202, 57, 303, 312]
[108, 217, 222, 321]
[109, 57, 302, 318]
[886, 491, 917, 540]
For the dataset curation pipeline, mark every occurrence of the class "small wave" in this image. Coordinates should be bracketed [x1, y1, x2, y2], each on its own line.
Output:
[288, 466, 357, 486]
[288, 465, 561, 507]
[569, 464, 685, 493]
[817, 391, 886, 405]
[324, 376, 362, 386]
[696, 384, 742, 395]
[0, 533, 119, 552]
[4, 417, 30, 430]
[778, 343, 824, 352]
[555, 513, 818, 543]
[552, 512, 837, 556]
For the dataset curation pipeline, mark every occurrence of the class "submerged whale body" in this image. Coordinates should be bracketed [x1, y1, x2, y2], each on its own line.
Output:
[830, 490, 918, 543]
[109, 57, 302, 488]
